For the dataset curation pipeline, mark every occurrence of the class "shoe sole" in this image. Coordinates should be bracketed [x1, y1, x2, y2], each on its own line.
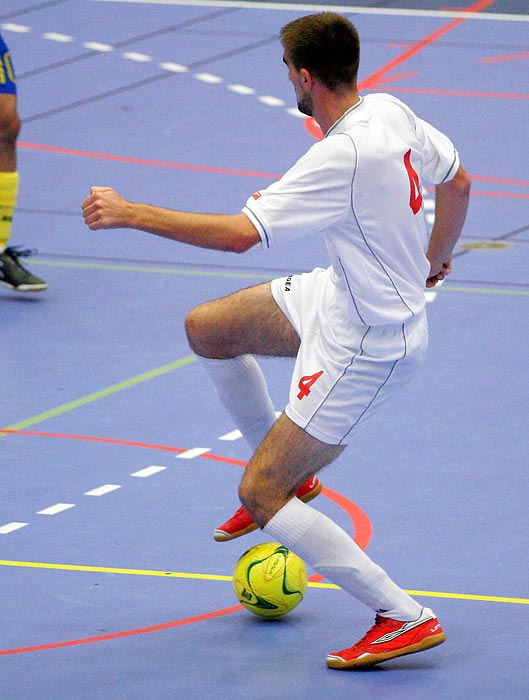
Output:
[213, 480, 323, 542]
[326, 631, 446, 669]
[0, 280, 48, 292]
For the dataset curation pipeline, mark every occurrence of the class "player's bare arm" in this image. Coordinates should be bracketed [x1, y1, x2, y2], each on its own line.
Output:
[425, 165, 471, 287]
[81, 186, 261, 254]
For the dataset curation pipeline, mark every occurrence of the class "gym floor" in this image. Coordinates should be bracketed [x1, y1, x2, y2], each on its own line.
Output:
[1, 0, 528, 697]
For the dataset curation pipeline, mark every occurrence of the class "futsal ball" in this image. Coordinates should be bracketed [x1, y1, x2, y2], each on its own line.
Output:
[233, 541, 307, 618]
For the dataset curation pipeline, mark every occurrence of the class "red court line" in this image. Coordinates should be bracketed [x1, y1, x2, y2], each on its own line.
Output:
[385, 86, 529, 100]
[17, 139, 527, 195]
[322, 486, 372, 551]
[0, 605, 244, 656]
[0, 573, 326, 656]
[370, 71, 418, 84]
[467, 190, 529, 200]
[0, 430, 370, 545]
[467, 175, 529, 187]
[423, 187, 529, 200]
[481, 52, 529, 64]
[17, 141, 282, 180]
[0, 428, 371, 655]
[0, 429, 371, 543]
[0, 429, 247, 466]
[358, 0, 499, 90]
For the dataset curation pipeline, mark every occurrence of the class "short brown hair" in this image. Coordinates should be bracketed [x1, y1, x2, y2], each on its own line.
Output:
[280, 13, 360, 91]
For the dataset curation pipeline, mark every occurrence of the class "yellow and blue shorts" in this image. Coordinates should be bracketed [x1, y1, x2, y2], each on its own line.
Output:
[0, 32, 17, 95]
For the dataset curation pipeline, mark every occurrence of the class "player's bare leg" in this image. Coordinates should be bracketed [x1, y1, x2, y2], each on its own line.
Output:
[0, 93, 19, 172]
[239, 412, 445, 669]
[185, 282, 323, 540]
[185, 281, 300, 359]
[238, 411, 343, 523]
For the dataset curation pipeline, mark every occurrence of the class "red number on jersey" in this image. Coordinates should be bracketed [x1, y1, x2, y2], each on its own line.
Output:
[297, 370, 324, 400]
[404, 149, 423, 215]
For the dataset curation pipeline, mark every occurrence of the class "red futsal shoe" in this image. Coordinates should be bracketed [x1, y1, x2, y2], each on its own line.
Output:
[213, 475, 323, 542]
[327, 607, 446, 670]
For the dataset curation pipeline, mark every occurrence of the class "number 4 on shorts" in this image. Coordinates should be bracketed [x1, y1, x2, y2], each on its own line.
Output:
[297, 370, 324, 400]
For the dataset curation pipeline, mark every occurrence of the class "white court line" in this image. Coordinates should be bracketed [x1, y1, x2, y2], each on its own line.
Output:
[219, 429, 242, 441]
[228, 84, 256, 95]
[176, 447, 211, 459]
[195, 73, 224, 83]
[0, 522, 28, 535]
[42, 32, 75, 42]
[131, 465, 168, 477]
[258, 96, 285, 106]
[37, 503, 76, 515]
[0, 23, 31, 32]
[84, 41, 114, 52]
[0, 10, 448, 261]
[219, 410, 282, 441]
[159, 62, 188, 73]
[91, 0, 529, 22]
[286, 107, 305, 118]
[122, 51, 153, 62]
[84, 484, 123, 496]
[6, 14, 519, 144]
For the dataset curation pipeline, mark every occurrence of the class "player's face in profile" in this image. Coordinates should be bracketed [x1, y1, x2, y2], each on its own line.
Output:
[296, 92, 313, 117]
[283, 53, 313, 117]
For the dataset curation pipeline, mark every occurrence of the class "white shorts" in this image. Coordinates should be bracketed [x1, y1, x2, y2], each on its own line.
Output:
[271, 268, 428, 445]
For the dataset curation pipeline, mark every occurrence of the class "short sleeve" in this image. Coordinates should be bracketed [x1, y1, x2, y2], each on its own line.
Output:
[414, 117, 460, 184]
[242, 135, 356, 248]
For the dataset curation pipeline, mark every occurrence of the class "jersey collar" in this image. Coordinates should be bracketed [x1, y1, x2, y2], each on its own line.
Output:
[325, 96, 364, 138]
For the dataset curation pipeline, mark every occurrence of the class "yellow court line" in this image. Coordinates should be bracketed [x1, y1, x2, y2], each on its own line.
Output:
[404, 589, 529, 605]
[1, 559, 527, 605]
[0, 559, 229, 582]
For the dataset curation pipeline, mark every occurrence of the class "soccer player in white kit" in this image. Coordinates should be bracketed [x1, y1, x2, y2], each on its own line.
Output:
[82, 12, 471, 669]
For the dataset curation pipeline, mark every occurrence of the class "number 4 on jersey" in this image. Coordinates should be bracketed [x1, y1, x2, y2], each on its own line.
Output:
[404, 149, 422, 215]
[297, 370, 324, 400]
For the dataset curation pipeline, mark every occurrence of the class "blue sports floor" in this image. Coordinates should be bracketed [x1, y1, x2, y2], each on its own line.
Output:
[1, 0, 528, 698]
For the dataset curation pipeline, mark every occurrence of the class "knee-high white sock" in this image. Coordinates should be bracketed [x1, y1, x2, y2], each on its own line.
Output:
[264, 497, 422, 621]
[199, 355, 277, 453]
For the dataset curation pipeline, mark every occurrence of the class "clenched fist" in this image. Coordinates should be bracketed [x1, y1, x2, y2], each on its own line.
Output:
[81, 187, 132, 230]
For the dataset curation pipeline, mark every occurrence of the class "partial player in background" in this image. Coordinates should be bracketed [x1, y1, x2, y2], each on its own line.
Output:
[0, 31, 47, 292]
[82, 13, 470, 671]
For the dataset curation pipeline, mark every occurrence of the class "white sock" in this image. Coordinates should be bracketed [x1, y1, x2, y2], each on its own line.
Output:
[264, 498, 422, 621]
[199, 355, 277, 453]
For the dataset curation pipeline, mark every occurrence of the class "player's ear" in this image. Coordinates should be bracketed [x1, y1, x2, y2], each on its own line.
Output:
[299, 68, 313, 91]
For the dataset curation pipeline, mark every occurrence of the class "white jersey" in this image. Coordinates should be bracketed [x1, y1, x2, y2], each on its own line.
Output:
[243, 93, 459, 326]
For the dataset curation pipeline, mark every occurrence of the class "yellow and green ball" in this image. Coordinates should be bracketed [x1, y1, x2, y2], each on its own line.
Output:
[233, 542, 307, 618]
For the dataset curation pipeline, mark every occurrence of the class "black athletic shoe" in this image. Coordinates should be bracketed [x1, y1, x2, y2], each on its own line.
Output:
[0, 246, 47, 292]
